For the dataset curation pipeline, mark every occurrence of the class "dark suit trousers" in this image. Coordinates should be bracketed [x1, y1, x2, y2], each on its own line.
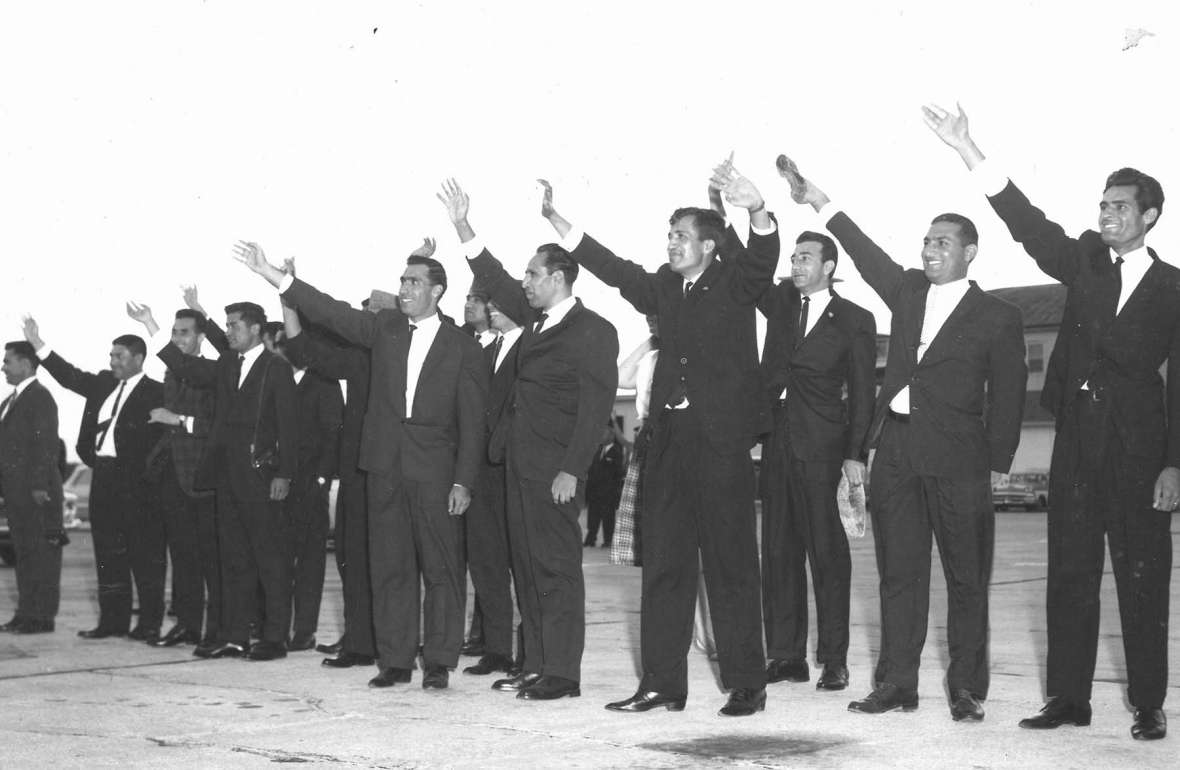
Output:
[760, 407, 851, 665]
[286, 472, 330, 638]
[368, 471, 466, 669]
[505, 459, 585, 682]
[159, 468, 219, 639]
[466, 461, 515, 658]
[869, 419, 994, 697]
[585, 500, 617, 546]
[1046, 394, 1172, 708]
[336, 467, 376, 657]
[7, 497, 62, 622]
[640, 407, 766, 695]
[89, 458, 166, 631]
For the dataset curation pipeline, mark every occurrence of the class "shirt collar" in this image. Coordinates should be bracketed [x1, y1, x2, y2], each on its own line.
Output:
[928, 275, 970, 298]
[10, 375, 37, 397]
[802, 287, 831, 302]
[238, 342, 266, 371]
[116, 370, 147, 394]
[541, 295, 577, 328]
[1112, 244, 1150, 266]
[408, 312, 442, 335]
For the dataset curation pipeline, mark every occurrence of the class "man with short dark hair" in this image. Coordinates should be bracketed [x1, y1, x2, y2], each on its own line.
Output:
[925, 103, 1180, 741]
[0, 341, 65, 634]
[24, 316, 167, 641]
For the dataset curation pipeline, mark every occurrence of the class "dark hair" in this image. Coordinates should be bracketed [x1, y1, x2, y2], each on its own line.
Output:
[174, 308, 208, 334]
[262, 321, 284, 342]
[669, 207, 726, 256]
[796, 230, 839, 276]
[1104, 167, 1165, 231]
[225, 302, 267, 329]
[4, 340, 39, 370]
[930, 213, 979, 248]
[537, 244, 579, 285]
[407, 255, 448, 295]
[111, 334, 147, 359]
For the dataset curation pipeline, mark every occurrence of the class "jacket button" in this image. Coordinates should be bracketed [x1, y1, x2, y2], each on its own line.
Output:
[679, 357, 688, 364]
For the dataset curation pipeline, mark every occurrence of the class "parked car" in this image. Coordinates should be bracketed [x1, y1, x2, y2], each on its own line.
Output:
[63, 465, 91, 523]
[992, 470, 1050, 511]
[0, 490, 79, 565]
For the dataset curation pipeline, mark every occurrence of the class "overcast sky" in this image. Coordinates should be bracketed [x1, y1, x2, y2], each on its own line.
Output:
[3, 1, 1176, 456]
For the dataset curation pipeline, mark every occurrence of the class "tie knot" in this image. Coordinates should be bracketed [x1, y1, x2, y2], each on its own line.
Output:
[409, 323, 417, 331]
[1115, 256, 1125, 267]
[802, 295, 811, 304]
[684, 280, 694, 296]
[238, 354, 245, 362]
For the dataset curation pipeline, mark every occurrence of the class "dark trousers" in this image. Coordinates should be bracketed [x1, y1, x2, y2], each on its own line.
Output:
[640, 407, 766, 695]
[286, 473, 330, 639]
[336, 467, 376, 657]
[760, 408, 850, 664]
[869, 419, 994, 696]
[215, 476, 290, 645]
[585, 500, 617, 546]
[89, 458, 166, 632]
[6, 495, 62, 622]
[1046, 393, 1172, 708]
[367, 471, 466, 670]
[505, 459, 584, 682]
[159, 468, 219, 639]
[466, 461, 515, 658]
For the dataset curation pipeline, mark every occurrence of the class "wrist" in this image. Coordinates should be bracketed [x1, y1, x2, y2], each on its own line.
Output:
[747, 200, 766, 215]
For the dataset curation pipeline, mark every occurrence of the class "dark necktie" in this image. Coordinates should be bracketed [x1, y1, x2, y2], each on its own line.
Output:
[489, 335, 503, 374]
[794, 295, 811, 349]
[533, 313, 549, 333]
[1113, 255, 1125, 312]
[235, 354, 246, 388]
[0, 389, 15, 421]
[95, 380, 126, 451]
[684, 280, 694, 296]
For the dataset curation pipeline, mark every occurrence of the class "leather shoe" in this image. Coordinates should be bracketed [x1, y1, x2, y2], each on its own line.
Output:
[288, 633, 317, 652]
[605, 690, 687, 712]
[816, 664, 850, 691]
[848, 683, 919, 714]
[463, 653, 516, 676]
[1018, 696, 1091, 729]
[493, 671, 542, 692]
[422, 664, 449, 690]
[316, 637, 344, 654]
[766, 658, 810, 683]
[153, 624, 200, 647]
[78, 627, 127, 640]
[1131, 708, 1166, 740]
[460, 638, 485, 657]
[518, 674, 580, 700]
[720, 687, 766, 717]
[322, 652, 375, 668]
[368, 667, 413, 688]
[128, 625, 160, 643]
[198, 641, 246, 659]
[950, 689, 985, 722]
[13, 618, 55, 634]
[247, 640, 287, 661]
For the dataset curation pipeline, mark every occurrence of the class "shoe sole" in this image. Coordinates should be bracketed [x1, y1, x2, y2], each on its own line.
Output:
[516, 690, 580, 700]
[848, 703, 918, 714]
[605, 701, 687, 713]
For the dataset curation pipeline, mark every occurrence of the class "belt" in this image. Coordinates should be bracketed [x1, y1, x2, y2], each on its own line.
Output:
[886, 409, 911, 424]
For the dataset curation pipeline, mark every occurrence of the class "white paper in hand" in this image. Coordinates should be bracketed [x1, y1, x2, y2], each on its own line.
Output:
[837, 473, 867, 539]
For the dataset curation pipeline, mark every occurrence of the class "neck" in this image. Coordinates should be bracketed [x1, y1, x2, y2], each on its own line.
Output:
[543, 293, 572, 312]
[409, 310, 436, 323]
[1113, 239, 1146, 257]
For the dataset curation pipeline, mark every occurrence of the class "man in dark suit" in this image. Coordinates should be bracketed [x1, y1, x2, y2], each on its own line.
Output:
[0, 341, 65, 634]
[157, 301, 298, 661]
[439, 179, 618, 701]
[925, 104, 1179, 741]
[236, 241, 487, 691]
[757, 230, 876, 693]
[530, 164, 777, 717]
[24, 317, 167, 641]
[783, 162, 1027, 722]
[583, 423, 625, 548]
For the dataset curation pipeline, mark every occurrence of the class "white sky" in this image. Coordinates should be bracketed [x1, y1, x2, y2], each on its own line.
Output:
[3, 1, 1177, 455]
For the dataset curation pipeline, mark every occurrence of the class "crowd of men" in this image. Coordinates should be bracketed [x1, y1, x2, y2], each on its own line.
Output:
[0, 104, 1174, 741]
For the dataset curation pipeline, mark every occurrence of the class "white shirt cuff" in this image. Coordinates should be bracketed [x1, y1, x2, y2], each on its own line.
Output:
[278, 272, 295, 293]
[461, 236, 486, 261]
[560, 227, 585, 252]
[182, 416, 195, 433]
[35, 344, 52, 359]
[750, 219, 777, 236]
[972, 158, 1010, 198]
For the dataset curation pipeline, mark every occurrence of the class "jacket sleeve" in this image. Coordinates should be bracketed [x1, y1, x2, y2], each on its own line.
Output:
[1167, 311, 1180, 469]
[467, 248, 534, 327]
[204, 318, 231, 355]
[570, 234, 661, 316]
[561, 318, 620, 479]
[39, 352, 104, 398]
[29, 387, 61, 494]
[284, 330, 366, 381]
[453, 337, 489, 491]
[272, 361, 300, 481]
[846, 307, 878, 461]
[315, 377, 344, 480]
[157, 344, 219, 389]
[729, 223, 779, 305]
[282, 278, 382, 349]
[985, 303, 1029, 473]
[987, 181, 1086, 285]
[826, 211, 907, 311]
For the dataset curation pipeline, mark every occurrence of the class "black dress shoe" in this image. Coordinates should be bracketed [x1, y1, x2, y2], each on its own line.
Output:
[848, 683, 919, 714]
[198, 641, 246, 659]
[817, 664, 849, 691]
[492, 671, 541, 692]
[128, 625, 161, 643]
[766, 658, 810, 683]
[288, 633, 317, 652]
[153, 625, 201, 647]
[13, 618, 55, 634]
[78, 627, 127, 640]
[720, 687, 766, 716]
[605, 690, 687, 712]
[322, 652, 375, 668]
[1018, 696, 1092, 729]
[518, 675, 580, 700]
[463, 653, 515, 676]
[247, 640, 288, 661]
[950, 689, 985, 722]
[460, 638, 485, 657]
[422, 664, 449, 690]
[368, 667, 412, 688]
[316, 637, 345, 655]
[1132, 708, 1167, 740]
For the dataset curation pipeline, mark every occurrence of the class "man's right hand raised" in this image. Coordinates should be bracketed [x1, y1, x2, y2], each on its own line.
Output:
[232, 241, 286, 287]
[921, 102, 985, 170]
[21, 315, 43, 350]
[437, 179, 476, 243]
[126, 301, 160, 336]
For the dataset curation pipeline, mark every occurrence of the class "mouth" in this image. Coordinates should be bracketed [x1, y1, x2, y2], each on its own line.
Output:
[924, 259, 943, 269]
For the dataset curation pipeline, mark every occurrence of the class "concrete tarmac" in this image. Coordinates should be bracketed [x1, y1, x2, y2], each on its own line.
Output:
[1, 513, 1176, 769]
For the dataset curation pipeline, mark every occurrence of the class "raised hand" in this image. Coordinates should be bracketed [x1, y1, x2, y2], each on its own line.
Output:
[125, 300, 154, 325]
[710, 163, 765, 212]
[436, 179, 470, 225]
[775, 154, 809, 203]
[921, 102, 985, 168]
[537, 178, 556, 219]
[181, 285, 207, 316]
[409, 238, 436, 259]
[232, 240, 285, 286]
[21, 315, 43, 349]
[283, 257, 297, 278]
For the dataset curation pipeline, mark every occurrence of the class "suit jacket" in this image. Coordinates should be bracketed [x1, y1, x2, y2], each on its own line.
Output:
[468, 249, 619, 483]
[284, 330, 368, 480]
[759, 283, 877, 462]
[826, 211, 1027, 478]
[294, 369, 344, 480]
[585, 439, 625, 508]
[39, 352, 164, 474]
[0, 380, 64, 528]
[988, 181, 1180, 467]
[571, 227, 777, 455]
[158, 344, 299, 498]
[282, 279, 488, 490]
[484, 334, 521, 460]
[156, 365, 217, 496]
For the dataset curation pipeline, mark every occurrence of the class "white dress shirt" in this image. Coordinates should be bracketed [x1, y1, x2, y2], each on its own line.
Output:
[476, 329, 498, 348]
[404, 313, 442, 419]
[237, 343, 266, 389]
[799, 287, 833, 337]
[95, 371, 147, 457]
[888, 277, 971, 415]
[0, 375, 37, 421]
[537, 295, 576, 332]
[494, 327, 523, 373]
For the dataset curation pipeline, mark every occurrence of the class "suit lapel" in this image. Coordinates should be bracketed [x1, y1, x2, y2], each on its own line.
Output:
[1114, 250, 1163, 322]
[920, 283, 984, 363]
[904, 282, 929, 368]
[410, 329, 449, 417]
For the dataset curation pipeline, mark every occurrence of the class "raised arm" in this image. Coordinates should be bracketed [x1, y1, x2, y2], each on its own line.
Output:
[706, 157, 778, 303]
[616, 336, 655, 390]
[157, 341, 219, 389]
[22, 315, 105, 397]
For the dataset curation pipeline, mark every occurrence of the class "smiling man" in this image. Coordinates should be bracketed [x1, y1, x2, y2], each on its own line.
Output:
[925, 103, 1180, 742]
